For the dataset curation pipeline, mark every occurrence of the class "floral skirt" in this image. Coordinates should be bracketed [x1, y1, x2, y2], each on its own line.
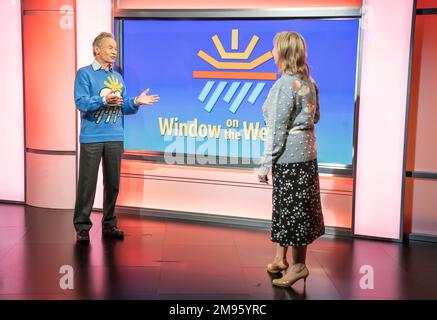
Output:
[271, 159, 325, 246]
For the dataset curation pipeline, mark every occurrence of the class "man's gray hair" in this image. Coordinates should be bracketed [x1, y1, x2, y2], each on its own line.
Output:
[92, 32, 114, 56]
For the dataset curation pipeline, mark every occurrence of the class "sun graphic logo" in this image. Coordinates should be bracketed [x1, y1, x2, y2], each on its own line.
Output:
[95, 75, 124, 124]
[100, 75, 123, 97]
[194, 29, 277, 114]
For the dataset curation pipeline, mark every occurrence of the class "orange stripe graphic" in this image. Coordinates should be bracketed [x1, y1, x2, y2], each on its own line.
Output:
[197, 50, 272, 70]
[193, 71, 277, 80]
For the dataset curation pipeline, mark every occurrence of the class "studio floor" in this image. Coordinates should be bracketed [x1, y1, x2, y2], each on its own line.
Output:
[0, 203, 437, 300]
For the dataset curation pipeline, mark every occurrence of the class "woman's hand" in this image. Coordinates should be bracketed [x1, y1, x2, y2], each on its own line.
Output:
[258, 174, 269, 184]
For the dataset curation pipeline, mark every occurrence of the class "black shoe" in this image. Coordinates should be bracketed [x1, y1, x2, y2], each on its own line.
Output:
[76, 230, 90, 244]
[102, 227, 124, 240]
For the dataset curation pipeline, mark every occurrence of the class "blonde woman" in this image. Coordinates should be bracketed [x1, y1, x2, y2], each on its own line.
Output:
[258, 32, 325, 288]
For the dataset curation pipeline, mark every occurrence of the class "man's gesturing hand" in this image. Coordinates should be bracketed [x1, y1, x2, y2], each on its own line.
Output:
[136, 89, 160, 106]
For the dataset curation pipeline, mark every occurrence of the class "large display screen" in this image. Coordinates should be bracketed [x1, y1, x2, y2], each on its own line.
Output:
[120, 18, 359, 167]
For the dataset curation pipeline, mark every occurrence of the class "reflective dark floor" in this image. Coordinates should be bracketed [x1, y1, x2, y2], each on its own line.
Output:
[1, 203, 437, 300]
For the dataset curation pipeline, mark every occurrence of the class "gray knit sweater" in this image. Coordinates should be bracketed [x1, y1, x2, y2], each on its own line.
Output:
[258, 73, 320, 175]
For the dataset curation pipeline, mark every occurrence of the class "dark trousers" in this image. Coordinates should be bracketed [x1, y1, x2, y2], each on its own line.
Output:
[73, 141, 123, 233]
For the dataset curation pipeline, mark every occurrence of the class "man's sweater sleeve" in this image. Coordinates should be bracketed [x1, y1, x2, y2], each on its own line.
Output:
[121, 84, 139, 115]
[74, 69, 105, 113]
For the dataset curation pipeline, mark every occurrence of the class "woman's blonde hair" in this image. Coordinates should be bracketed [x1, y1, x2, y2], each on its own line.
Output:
[274, 31, 310, 78]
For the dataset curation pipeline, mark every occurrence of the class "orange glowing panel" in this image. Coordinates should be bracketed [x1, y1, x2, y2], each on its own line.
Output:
[117, 0, 362, 9]
[405, 178, 437, 236]
[354, 0, 414, 240]
[23, 11, 76, 151]
[26, 153, 76, 209]
[407, 15, 437, 173]
[23, 0, 74, 11]
[117, 160, 352, 228]
[417, 0, 437, 8]
[0, 0, 24, 202]
[320, 176, 353, 228]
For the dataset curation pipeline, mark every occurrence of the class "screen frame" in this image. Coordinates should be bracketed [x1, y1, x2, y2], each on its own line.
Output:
[114, 8, 363, 177]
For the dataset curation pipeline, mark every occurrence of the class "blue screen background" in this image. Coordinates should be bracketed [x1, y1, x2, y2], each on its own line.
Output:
[121, 19, 359, 165]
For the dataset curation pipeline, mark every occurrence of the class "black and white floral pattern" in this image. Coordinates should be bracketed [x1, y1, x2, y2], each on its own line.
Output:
[271, 159, 325, 247]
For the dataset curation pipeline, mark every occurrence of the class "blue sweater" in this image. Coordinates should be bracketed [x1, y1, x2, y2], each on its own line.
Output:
[74, 62, 139, 143]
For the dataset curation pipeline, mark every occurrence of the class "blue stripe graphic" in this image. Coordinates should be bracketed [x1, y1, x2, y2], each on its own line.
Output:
[198, 81, 215, 102]
[223, 82, 240, 103]
[229, 82, 252, 114]
[204, 81, 227, 112]
[248, 82, 266, 104]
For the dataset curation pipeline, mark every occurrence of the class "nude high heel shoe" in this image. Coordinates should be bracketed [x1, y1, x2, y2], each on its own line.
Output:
[272, 265, 309, 287]
[266, 260, 289, 274]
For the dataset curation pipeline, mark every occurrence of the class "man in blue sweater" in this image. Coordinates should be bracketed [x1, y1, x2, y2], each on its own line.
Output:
[74, 32, 159, 244]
